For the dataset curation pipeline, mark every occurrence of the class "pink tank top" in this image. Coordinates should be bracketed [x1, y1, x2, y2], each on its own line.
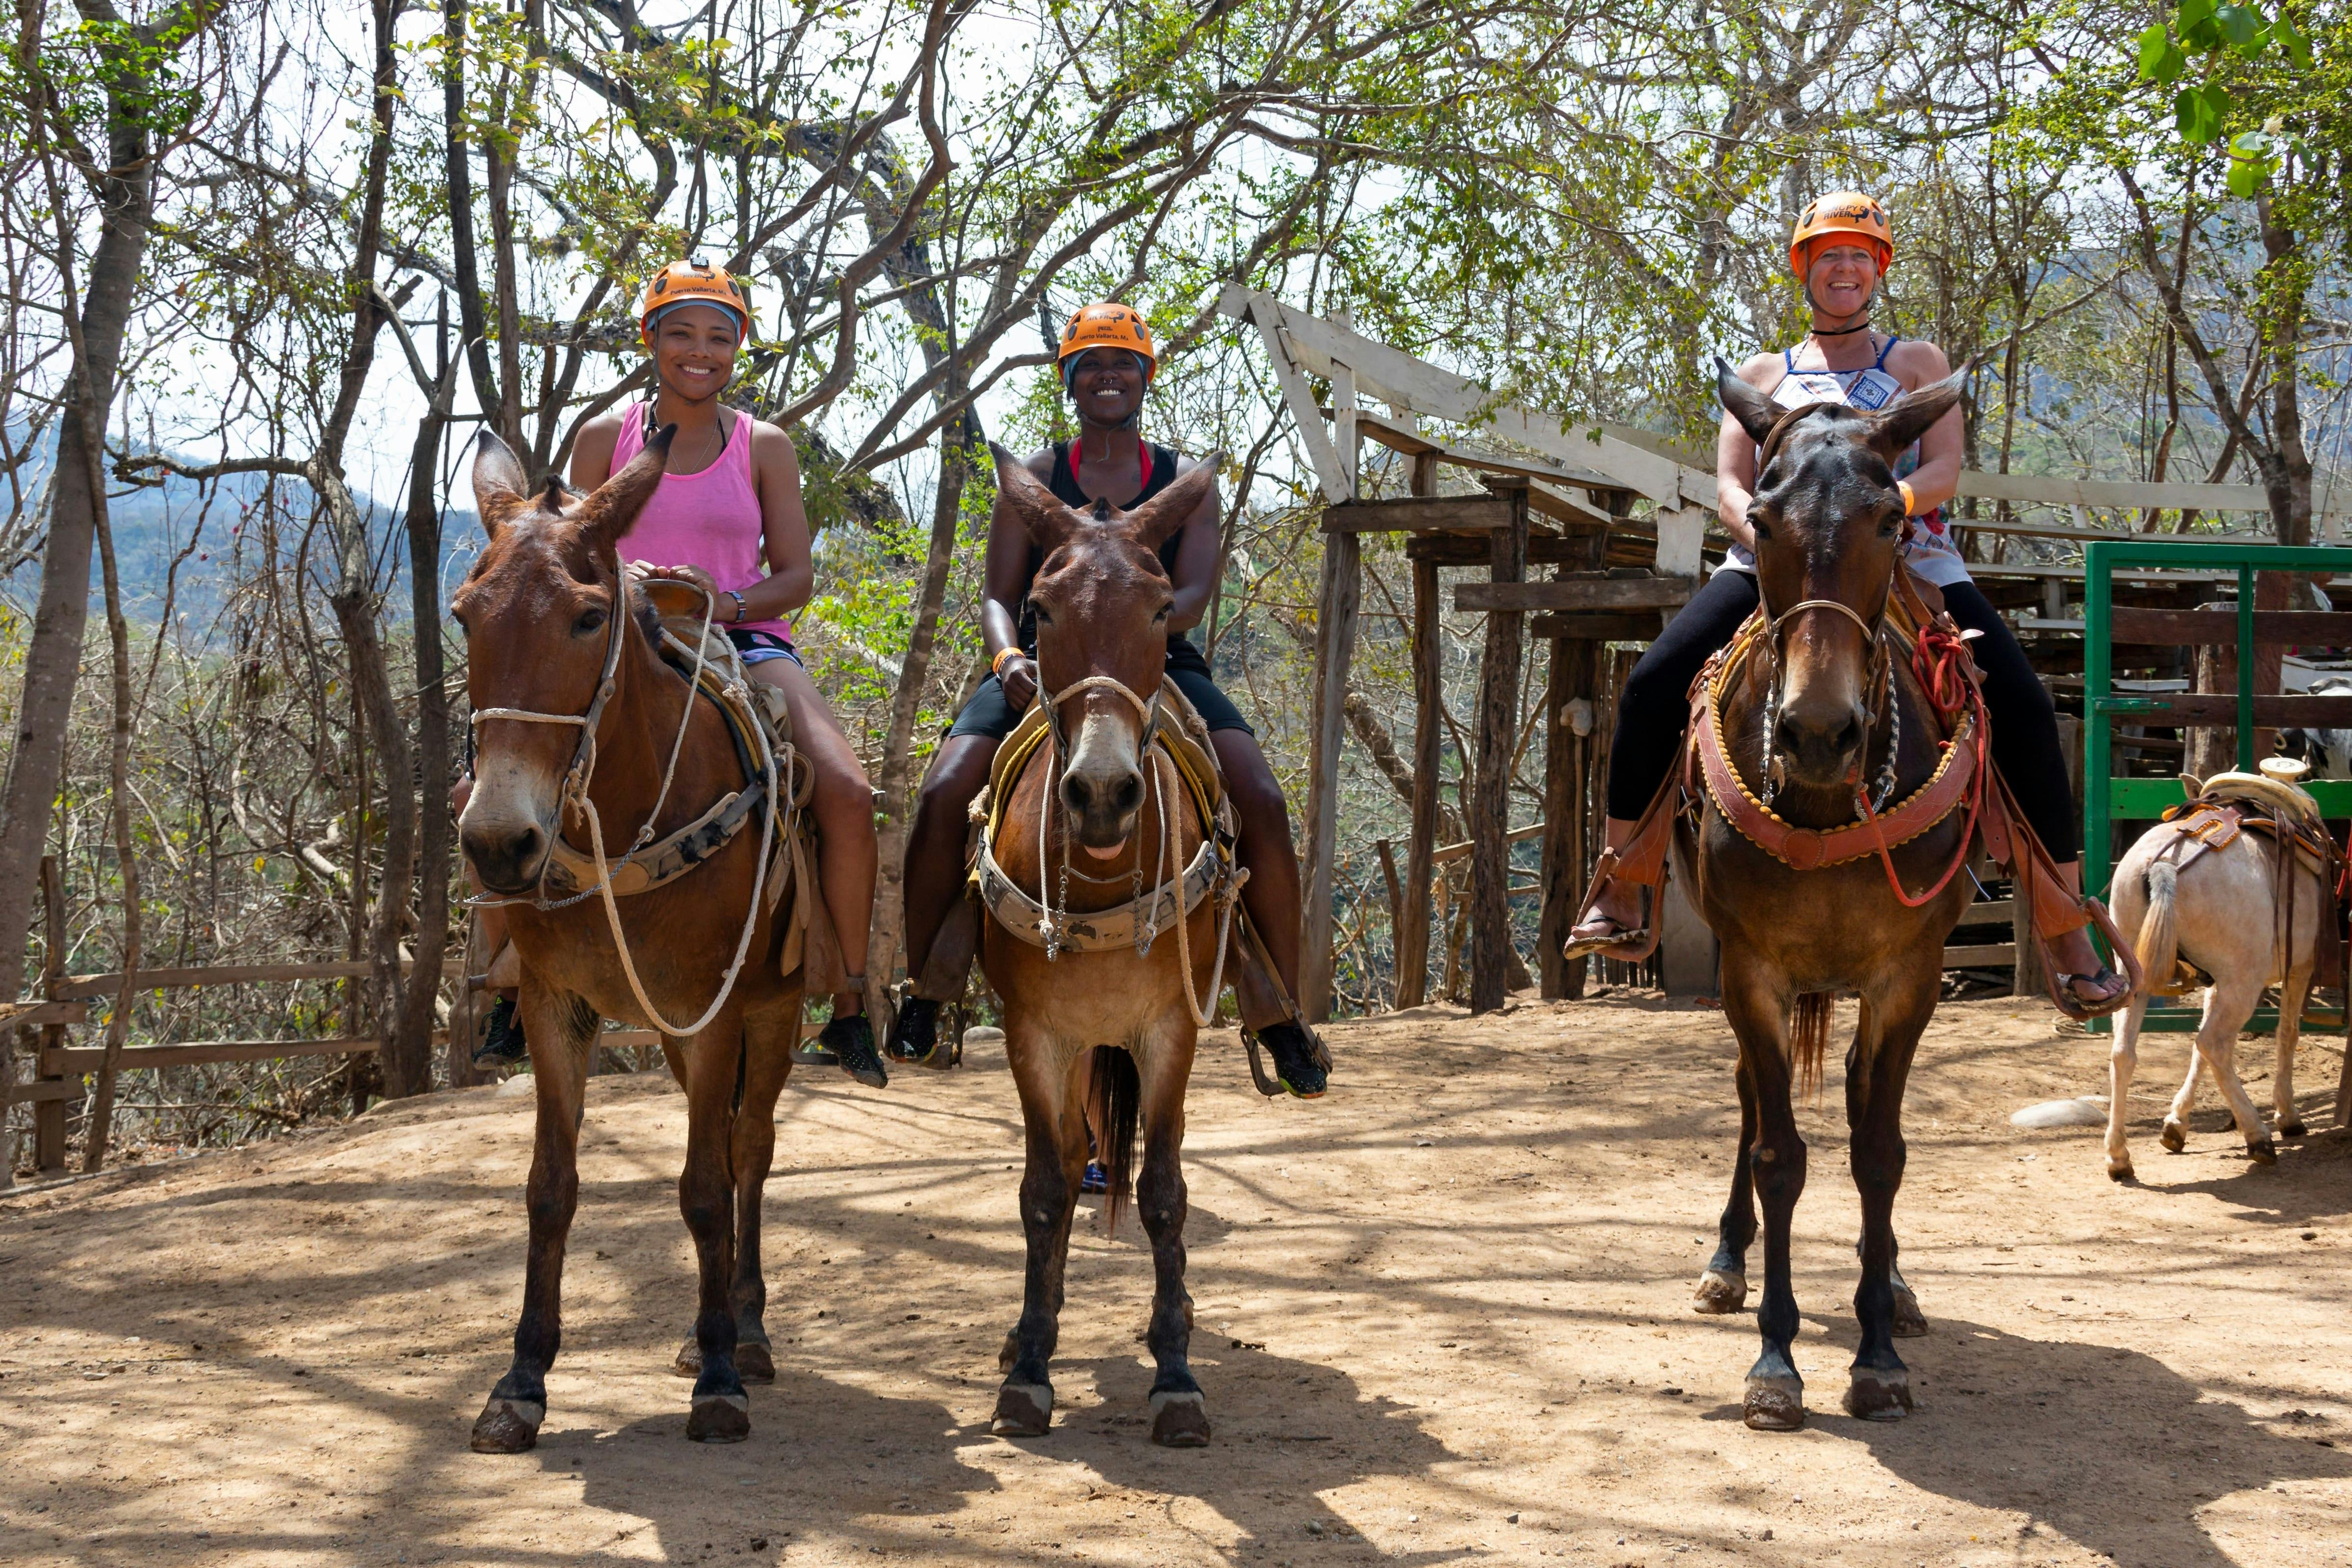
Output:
[611, 403, 792, 641]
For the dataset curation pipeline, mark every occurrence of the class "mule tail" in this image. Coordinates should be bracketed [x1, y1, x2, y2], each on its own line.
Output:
[1789, 993, 1833, 1102]
[1087, 1044, 1142, 1233]
[2134, 859, 2181, 1002]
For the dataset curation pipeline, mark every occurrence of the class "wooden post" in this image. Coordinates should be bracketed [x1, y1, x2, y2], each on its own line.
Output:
[1469, 479, 1529, 1013]
[1299, 343, 1362, 1023]
[1394, 455, 1442, 1010]
[1374, 839, 1404, 1008]
[1539, 630, 1594, 998]
[33, 855, 67, 1175]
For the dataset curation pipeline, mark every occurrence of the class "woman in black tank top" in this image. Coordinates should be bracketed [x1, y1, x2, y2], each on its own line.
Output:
[884, 322, 1328, 1098]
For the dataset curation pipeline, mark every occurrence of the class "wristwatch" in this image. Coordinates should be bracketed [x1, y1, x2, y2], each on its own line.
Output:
[727, 590, 748, 623]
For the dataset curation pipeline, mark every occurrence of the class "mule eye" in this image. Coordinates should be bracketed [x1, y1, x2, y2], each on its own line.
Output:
[1034, 606, 1054, 627]
[1153, 602, 1171, 622]
[574, 608, 607, 636]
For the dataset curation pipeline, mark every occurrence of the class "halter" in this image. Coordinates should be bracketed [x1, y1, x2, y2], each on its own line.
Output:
[1746, 400, 1902, 813]
[466, 569, 779, 1038]
[1033, 671, 1163, 958]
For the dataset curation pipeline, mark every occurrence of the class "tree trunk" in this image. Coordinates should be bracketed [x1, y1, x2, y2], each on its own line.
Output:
[0, 7, 164, 1006]
[867, 411, 973, 999]
[81, 468, 140, 1172]
[398, 339, 459, 1089]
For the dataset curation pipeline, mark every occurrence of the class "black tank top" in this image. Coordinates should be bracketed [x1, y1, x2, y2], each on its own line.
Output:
[1017, 438, 1191, 653]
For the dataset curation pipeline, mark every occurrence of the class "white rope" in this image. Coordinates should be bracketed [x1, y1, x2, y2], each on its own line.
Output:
[635, 583, 719, 853]
[1156, 746, 1241, 1028]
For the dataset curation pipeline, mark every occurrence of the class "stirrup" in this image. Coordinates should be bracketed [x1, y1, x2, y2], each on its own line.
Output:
[1562, 860, 1658, 964]
[2050, 967, 2133, 1023]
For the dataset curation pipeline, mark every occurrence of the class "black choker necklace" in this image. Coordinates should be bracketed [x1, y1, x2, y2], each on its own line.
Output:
[1811, 318, 1874, 337]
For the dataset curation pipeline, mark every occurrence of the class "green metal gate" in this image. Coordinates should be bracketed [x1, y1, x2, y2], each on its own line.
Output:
[2082, 539, 2352, 1032]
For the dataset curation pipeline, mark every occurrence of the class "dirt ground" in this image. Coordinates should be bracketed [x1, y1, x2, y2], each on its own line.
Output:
[3, 995, 2349, 1568]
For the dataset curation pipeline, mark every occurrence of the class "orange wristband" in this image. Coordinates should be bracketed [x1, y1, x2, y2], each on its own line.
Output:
[992, 647, 1023, 678]
[1897, 479, 1918, 517]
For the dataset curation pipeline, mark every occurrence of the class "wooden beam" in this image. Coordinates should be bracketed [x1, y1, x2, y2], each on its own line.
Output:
[2107, 607, 2352, 646]
[1299, 524, 1362, 1023]
[2112, 693, 2352, 727]
[1242, 295, 1351, 503]
[9, 1077, 76, 1103]
[1954, 469, 2352, 516]
[1396, 554, 1442, 1009]
[0, 1000, 87, 1029]
[1456, 577, 1695, 613]
[1538, 626, 1591, 1000]
[1322, 496, 1513, 533]
[1356, 414, 1621, 523]
[42, 1037, 380, 1073]
[1943, 944, 2019, 969]
[35, 854, 64, 1175]
[1432, 819, 1547, 867]
[1527, 612, 1665, 642]
[53, 956, 463, 1000]
[1469, 485, 1530, 1014]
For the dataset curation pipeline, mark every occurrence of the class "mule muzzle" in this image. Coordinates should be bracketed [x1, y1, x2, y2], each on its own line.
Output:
[1774, 698, 1868, 790]
[1060, 762, 1145, 854]
[462, 817, 556, 895]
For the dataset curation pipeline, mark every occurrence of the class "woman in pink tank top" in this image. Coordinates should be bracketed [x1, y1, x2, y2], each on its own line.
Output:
[564, 261, 887, 1087]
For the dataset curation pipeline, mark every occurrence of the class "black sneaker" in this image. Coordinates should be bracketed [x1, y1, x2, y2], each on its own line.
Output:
[817, 1014, 888, 1089]
[1255, 1021, 1328, 1099]
[885, 995, 939, 1065]
[472, 995, 527, 1070]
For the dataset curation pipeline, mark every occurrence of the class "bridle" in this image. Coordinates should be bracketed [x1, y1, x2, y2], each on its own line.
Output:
[465, 561, 777, 1038]
[1026, 663, 1237, 1028]
[1747, 400, 1903, 816]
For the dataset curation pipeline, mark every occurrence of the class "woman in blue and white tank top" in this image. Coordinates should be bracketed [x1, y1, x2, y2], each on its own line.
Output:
[1568, 193, 2129, 1015]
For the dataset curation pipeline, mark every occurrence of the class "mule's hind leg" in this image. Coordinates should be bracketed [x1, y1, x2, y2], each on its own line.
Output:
[1842, 970, 1934, 1421]
[994, 1031, 1084, 1437]
[472, 989, 597, 1454]
[2274, 967, 2310, 1139]
[2187, 976, 2275, 1165]
[1694, 1052, 1758, 1315]
[679, 1016, 754, 1441]
[1133, 1031, 1209, 1447]
[1720, 952, 1806, 1431]
[2106, 992, 2152, 1181]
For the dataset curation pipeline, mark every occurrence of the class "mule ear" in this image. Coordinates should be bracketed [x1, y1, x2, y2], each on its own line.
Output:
[576, 423, 675, 552]
[990, 442, 1078, 552]
[470, 430, 533, 539]
[1123, 452, 1222, 553]
[1867, 373, 1963, 459]
[1717, 357, 1779, 447]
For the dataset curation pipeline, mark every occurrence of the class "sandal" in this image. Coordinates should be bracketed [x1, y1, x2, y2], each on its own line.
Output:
[2051, 966, 2134, 1022]
[1562, 876, 1654, 963]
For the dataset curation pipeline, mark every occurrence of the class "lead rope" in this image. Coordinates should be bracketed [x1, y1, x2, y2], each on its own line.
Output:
[1155, 745, 1242, 1028]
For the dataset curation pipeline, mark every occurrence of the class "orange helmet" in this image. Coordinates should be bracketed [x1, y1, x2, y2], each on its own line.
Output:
[638, 258, 752, 341]
[1789, 192, 1893, 277]
[1056, 301, 1155, 383]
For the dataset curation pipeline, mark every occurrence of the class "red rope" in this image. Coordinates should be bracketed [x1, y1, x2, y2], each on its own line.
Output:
[1855, 697, 1989, 909]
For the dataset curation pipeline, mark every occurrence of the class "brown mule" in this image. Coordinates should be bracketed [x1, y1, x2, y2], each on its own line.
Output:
[454, 429, 807, 1452]
[1677, 365, 1973, 1432]
[978, 444, 1230, 1448]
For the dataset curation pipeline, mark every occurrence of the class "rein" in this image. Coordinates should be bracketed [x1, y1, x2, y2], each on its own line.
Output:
[468, 577, 780, 1037]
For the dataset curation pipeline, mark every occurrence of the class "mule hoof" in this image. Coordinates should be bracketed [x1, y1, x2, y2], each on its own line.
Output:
[672, 1337, 701, 1378]
[470, 1395, 545, 1454]
[1842, 1366, 1913, 1422]
[2278, 1119, 2307, 1139]
[735, 1338, 776, 1384]
[1149, 1389, 1211, 1448]
[2107, 1155, 2135, 1183]
[992, 1381, 1053, 1437]
[2247, 1138, 2278, 1166]
[1691, 1270, 1748, 1315]
[2159, 1122, 2187, 1154]
[997, 1331, 1019, 1375]
[1743, 1374, 1804, 1432]
[1890, 1284, 1929, 1339]
[686, 1392, 751, 1444]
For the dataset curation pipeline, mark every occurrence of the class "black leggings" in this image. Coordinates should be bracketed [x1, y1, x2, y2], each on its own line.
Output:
[1603, 570, 2078, 862]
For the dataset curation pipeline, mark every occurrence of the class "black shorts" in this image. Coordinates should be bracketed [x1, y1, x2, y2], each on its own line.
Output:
[946, 638, 1253, 741]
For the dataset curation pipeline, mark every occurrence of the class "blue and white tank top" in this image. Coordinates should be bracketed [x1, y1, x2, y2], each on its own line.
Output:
[1721, 336, 1970, 587]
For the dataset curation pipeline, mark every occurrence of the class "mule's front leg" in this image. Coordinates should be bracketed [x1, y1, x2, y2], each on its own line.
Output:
[994, 1036, 1082, 1437]
[1135, 1036, 1208, 1446]
[1695, 1052, 1759, 1314]
[680, 1019, 751, 1442]
[1842, 974, 1934, 1421]
[1722, 954, 1806, 1431]
[472, 990, 596, 1454]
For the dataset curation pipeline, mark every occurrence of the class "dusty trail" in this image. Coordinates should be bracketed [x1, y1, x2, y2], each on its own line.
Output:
[2, 995, 2348, 1567]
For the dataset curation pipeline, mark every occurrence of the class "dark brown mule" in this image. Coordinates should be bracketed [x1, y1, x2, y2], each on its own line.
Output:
[979, 445, 1229, 1448]
[454, 430, 805, 1451]
[1679, 366, 1971, 1431]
